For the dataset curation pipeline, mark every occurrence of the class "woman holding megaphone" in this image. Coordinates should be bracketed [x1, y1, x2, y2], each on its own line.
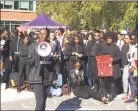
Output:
[27, 28, 57, 111]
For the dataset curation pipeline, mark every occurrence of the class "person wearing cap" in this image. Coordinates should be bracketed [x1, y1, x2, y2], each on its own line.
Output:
[116, 30, 126, 50]
[126, 27, 131, 34]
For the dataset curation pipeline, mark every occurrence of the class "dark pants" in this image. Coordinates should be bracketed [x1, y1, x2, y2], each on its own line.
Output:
[99, 77, 116, 99]
[2, 57, 10, 84]
[11, 54, 19, 73]
[85, 63, 93, 87]
[17, 56, 28, 87]
[134, 77, 138, 97]
[72, 85, 102, 101]
[60, 60, 67, 84]
[129, 73, 136, 97]
[33, 84, 50, 111]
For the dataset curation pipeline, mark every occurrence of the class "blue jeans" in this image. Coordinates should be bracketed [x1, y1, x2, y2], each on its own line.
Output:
[57, 74, 63, 87]
[129, 73, 136, 97]
[86, 63, 93, 87]
[3, 57, 10, 83]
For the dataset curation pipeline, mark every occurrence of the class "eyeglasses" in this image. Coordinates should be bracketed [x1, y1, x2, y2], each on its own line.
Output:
[95, 35, 99, 37]
[124, 38, 129, 39]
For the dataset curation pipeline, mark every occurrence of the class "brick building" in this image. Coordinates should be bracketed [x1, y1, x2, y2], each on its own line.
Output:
[0, 0, 37, 31]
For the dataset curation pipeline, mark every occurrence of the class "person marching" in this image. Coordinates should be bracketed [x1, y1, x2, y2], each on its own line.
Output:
[27, 28, 57, 111]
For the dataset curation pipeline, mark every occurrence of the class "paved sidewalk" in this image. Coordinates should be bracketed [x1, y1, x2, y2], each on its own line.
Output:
[1, 88, 137, 110]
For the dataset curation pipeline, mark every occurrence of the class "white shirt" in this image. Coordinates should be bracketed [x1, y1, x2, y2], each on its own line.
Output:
[128, 43, 138, 68]
[116, 40, 124, 50]
[57, 35, 64, 51]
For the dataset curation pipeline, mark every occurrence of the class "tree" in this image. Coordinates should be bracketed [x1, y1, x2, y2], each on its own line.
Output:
[36, 1, 138, 30]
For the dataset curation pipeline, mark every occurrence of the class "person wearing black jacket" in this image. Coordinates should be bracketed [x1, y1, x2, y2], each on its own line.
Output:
[17, 36, 31, 93]
[69, 61, 108, 104]
[27, 29, 57, 111]
[101, 35, 122, 101]
[1, 29, 11, 88]
[65, 35, 85, 71]
[121, 34, 131, 99]
[87, 30, 106, 89]
[9, 30, 24, 73]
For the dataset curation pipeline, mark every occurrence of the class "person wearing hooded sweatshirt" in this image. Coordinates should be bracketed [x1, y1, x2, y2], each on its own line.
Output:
[64, 34, 85, 71]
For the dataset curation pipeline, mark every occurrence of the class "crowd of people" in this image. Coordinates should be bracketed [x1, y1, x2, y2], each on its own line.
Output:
[0, 27, 137, 110]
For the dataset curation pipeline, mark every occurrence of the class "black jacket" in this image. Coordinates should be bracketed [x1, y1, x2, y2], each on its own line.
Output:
[27, 40, 57, 85]
[102, 43, 122, 79]
[87, 39, 106, 80]
[65, 43, 85, 70]
[19, 43, 31, 57]
[9, 37, 24, 56]
[69, 69, 85, 87]
[2, 38, 11, 57]
[121, 44, 130, 66]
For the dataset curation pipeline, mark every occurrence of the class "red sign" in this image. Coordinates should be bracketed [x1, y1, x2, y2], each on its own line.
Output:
[96, 55, 113, 77]
[134, 60, 138, 69]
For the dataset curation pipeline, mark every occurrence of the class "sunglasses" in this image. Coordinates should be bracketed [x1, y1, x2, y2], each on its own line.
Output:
[40, 33, 47, 35]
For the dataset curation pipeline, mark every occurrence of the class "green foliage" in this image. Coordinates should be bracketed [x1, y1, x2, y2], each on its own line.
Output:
[36, 1, 138, 30]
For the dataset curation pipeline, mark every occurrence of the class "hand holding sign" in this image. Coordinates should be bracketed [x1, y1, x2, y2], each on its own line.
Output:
[96, 55, 113, 77]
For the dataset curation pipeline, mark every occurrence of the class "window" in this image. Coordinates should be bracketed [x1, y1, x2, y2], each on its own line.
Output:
[0, 25, 4, 30]
[1, 0, 34, 11]
[14, 1, 19, 10]
[20, 1, 29, 10]
[4, 1, 13, 9]
[29, 1, 33, 11]
[1, 21, 29, 32]
[0, 1, 4, 9]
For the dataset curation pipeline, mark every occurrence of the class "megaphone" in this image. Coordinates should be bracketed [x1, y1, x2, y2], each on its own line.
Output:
[37, 42, 52, 57]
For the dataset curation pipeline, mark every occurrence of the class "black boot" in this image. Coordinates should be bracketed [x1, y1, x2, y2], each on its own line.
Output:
[17, 87, 21, 93]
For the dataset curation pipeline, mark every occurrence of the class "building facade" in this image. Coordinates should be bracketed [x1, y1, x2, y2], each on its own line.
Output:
[0, 0, 37, 31]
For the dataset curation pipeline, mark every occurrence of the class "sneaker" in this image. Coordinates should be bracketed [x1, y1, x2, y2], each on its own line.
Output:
[1, 83, 6, 90]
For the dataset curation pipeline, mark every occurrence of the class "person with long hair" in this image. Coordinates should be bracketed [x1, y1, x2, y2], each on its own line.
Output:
[1, 29, 11, 89]
[69, 61, 108, 104]
[64, 34, 85, 71]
